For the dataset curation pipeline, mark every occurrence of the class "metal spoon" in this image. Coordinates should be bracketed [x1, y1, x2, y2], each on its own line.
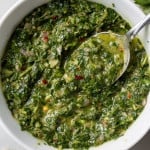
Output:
[95, 14, 150, 82]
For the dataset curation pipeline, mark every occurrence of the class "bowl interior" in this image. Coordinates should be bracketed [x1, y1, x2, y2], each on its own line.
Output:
[0, 0, 149, 150]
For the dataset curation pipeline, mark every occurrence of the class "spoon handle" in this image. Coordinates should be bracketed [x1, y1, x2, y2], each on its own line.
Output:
[126, 14, 150, 41]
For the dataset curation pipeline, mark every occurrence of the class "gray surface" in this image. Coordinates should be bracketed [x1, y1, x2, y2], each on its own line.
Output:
[0, 0, 149, 150]
[132, 132, 150, 150]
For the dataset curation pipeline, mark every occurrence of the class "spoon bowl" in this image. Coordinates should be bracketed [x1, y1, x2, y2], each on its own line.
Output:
[95, 14, 150, 82]
[93, 32, 130, 82]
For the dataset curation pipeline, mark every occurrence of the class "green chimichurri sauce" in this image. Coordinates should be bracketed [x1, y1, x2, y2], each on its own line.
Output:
[1, 0, 150, 149]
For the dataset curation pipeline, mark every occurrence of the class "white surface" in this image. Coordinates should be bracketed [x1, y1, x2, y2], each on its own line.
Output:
[0, 1, 149, 150]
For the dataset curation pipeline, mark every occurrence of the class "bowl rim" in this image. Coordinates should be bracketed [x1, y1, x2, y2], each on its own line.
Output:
[0, 0, 149, 150]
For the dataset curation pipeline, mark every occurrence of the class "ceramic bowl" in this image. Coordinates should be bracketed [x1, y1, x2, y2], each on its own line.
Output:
[0, 0, 150, 150]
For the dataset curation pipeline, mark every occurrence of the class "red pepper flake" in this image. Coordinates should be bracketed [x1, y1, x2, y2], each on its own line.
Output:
[42, 31, 49, 43]
[79, 37, 85, 43]
[127, 91, 132, 99]
[43, 36, 49, 43]
[51, 15, 58, 21]
[119, 46, 124, 52]
[75, 75, 84, 80]
[42, 79, 48, 85]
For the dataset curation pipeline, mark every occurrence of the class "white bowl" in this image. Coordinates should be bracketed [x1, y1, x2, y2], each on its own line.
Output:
[0, 0, 150, 150]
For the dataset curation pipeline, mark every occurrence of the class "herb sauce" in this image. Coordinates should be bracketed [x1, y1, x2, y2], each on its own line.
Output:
[1, 0, 150, 149]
